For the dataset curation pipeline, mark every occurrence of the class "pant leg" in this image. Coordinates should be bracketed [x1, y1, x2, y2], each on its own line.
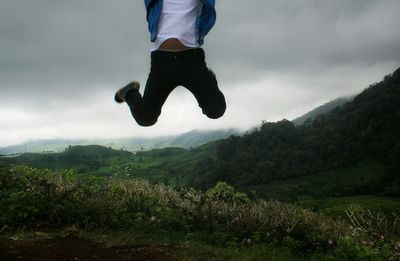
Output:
[125, 56, 176, 126]
[182, 53, 226, 119]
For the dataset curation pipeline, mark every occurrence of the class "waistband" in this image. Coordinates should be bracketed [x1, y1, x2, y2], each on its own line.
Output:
[151, 48, 204, 64]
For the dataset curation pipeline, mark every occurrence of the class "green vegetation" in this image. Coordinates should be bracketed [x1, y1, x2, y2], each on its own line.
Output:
[299, 195, 400, 217]
[0, 129, 237, 155]
[129, 142, 221, 186]
[240, 159, 389, 202]
[292, 96, 354, 126]
[8, 145, 132, 173]
[6, 142, 220, 187]
[2, 166, 345, 248]
[189, 69, 400, 200]
[1, 166, 400, 259]
[2, 68, 400, 259]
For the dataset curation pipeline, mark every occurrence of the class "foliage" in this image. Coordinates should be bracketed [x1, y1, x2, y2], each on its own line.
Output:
[240, 159, 390, 202]
[292, 96, 354, 126]
[206, 182, 250, 205]
[346, 205, 400, 241]
[1, 166, 347, 251]
[4, 142, 220, 188]
[189, 68, 400, 198]
[324, 205, 400, 260]
[0, 166, 80, 225]
[2, 166, 400, 258]
[299, 195, 400, 217]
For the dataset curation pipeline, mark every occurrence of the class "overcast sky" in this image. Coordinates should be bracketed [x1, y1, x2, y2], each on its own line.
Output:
[1, 0, 399, 147]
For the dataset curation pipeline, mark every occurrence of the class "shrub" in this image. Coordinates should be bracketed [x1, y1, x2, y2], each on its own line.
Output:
[4, 165, 396, 254]
[0, 166, 82, 226]
[206, 182, 250, 205]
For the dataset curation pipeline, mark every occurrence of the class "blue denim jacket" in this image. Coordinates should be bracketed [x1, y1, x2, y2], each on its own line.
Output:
[144, 0, 216, 46]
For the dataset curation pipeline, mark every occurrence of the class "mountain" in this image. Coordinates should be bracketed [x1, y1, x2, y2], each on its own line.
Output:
[292, 96, 354, 126]
[5, 141, 221, 185]
[5, 68, 399, 202]
[0, 129, 238, 155]
[7, 145, 133, 173]
[189, 68, 400, 199]
[169, 129, 237, 148]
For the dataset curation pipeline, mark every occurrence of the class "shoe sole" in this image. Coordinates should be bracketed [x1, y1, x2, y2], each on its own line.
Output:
[114, 92, 124, 103]
[114, 81, 140, 103]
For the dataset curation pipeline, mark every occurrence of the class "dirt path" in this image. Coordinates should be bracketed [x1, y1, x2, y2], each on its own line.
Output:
[0, 235, 177, 261]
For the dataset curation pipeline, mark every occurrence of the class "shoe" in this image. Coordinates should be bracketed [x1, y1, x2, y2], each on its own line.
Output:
[114, 81, 140, 103]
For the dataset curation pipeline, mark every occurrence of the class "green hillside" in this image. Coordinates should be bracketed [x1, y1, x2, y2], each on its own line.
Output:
[108, 141, 221, 186]
[4, 166, 399, 259]
[7, 145, 133, 175]
[0, 129, 237, 155]
[292, 96, 353, 126]
[5, 141, 221, 186]
[189, 68, 400, 200]
[2, 70, 400, 259]
[5, 68, 400, 207]
[240, 159, 389, 201]
[298, 195, 400, 217]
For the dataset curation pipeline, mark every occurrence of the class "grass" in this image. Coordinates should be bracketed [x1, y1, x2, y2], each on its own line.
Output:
[5, 143, 220, 187]
[0, 166, 349, 248]
[1, 165, 400, 260]
[240, 158, 388, 201]
[177, 243, 295, 261]
[10, 228, 391, 261]
[298, 195, 400, 217]
[0, 228, 324, 260]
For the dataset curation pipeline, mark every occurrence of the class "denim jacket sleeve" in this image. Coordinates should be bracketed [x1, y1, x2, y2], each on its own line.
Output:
[197, 0, 216, 46]
[144, 0, 162, 42]
[144, 0, 216, 46]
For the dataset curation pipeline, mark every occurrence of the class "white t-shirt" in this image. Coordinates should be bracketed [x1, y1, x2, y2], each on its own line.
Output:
[152, 0, 203, 51]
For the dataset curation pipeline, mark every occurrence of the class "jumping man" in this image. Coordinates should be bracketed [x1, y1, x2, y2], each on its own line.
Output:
[114, 0, 226, 126]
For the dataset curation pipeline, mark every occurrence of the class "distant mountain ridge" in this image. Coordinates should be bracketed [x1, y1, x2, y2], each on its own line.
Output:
[6, 145, 134, 175]
[0, 95, 361, 155]
[0, 129, 238, 155]
[4, 141, 220, 184]
[4, 68, 399, 202]
[292, 96, 354, 126]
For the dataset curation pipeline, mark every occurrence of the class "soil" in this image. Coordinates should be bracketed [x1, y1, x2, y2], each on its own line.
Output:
[0, 235, 177, 261]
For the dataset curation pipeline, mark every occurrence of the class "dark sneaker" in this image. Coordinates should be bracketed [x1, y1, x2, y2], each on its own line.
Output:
[114, 81, 140, 103]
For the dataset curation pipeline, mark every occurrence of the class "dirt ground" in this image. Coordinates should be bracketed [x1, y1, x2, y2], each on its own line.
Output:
[0, 235, 177, 261]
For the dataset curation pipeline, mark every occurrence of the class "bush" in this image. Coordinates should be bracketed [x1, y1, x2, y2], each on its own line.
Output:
[3, 165, 399, 256]
[206, 182, 250, 205]
[0, 166, 81, 226]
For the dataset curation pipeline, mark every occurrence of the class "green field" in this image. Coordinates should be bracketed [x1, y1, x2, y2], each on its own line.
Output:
[298, 195, 400, 217]
[1, 165, 399, 260]
[240, 159, 390, 201]
[5, 142, 221, 187]
[4, 144, 399, 220]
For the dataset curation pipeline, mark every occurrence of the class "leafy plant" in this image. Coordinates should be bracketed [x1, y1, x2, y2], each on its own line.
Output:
[1, 165, 399, 257]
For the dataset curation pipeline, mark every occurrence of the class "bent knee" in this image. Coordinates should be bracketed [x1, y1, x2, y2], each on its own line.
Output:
[137, 120, 157, 127]
[204, 105, 226, 119]
[135, 114, 159, 127]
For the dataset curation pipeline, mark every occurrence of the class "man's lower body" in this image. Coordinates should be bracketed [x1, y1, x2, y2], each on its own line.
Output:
[118, 48, 226, 127]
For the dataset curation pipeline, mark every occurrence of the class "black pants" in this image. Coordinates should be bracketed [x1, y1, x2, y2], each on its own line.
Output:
[125, 48, 226, 126]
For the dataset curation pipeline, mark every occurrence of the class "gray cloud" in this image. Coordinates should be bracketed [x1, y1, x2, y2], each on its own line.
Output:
[209, 0, 400, 78]
[0, 0, 399, 146]
[0, 1, 148, 101]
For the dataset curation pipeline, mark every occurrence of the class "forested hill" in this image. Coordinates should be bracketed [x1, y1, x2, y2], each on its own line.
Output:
[292, 96, 353, 126]
[189, 68, 400, 195]
[0, 129, 237, 155]
[7, 145, 133, 172]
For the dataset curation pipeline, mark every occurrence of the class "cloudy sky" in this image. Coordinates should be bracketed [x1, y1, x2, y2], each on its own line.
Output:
[1, 0, 399, 147]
